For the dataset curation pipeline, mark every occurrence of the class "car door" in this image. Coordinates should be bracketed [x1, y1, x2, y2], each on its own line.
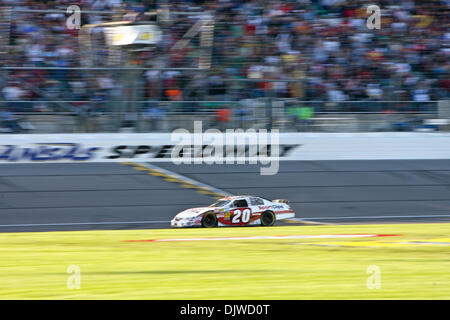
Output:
[229, 198, 252, 225]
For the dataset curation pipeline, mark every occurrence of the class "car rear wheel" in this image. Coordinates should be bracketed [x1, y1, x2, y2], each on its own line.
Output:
[201, 212, 218, 228]
[260, 211, 276, 226]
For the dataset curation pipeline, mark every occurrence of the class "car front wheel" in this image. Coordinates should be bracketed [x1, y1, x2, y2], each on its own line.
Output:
[201, 212, 218, 228]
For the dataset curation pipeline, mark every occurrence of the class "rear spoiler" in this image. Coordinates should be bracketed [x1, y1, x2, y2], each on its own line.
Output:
[273, 199, 289, 204]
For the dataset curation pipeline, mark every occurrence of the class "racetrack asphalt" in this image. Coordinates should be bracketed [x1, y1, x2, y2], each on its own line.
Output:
[1, 160, 450, 232]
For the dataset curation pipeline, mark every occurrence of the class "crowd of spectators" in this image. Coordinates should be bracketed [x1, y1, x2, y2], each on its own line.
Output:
[0, 0, 449, 127]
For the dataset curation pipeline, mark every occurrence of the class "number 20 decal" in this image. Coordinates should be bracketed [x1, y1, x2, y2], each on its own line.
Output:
[231, 208, 252, 224]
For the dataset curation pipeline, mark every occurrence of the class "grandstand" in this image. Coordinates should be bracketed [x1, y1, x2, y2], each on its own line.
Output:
[0, 0, 449, 133]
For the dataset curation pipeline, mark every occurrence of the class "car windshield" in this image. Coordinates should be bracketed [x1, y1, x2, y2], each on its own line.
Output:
[209, 200, 230, 207]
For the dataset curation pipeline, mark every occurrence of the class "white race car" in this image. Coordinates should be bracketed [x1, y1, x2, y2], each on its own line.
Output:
[171, 195, 295, 228]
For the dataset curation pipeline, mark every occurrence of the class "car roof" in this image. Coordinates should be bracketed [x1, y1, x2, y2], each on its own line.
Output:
[219, 195, 248, 199]
[218, 195, 265, 201]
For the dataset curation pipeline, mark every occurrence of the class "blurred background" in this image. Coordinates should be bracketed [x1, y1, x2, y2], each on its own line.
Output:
[0, 0, 449, 133]
[1, 2, 450, 300]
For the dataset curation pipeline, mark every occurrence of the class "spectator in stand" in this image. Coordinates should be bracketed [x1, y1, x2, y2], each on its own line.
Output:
[214, 107, 232, 130]
[144, 104, 166, 131]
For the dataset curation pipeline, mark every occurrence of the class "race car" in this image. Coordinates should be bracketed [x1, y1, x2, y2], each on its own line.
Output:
[171, 195, 295, 228]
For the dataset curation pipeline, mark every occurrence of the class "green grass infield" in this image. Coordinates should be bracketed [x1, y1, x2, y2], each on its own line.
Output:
[0, 223, 449, 299]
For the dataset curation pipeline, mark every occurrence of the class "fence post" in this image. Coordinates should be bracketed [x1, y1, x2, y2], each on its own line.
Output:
[438, 100, 450, 131]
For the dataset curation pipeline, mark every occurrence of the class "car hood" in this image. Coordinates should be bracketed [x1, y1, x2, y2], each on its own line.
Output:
[176, 207, 214, 218]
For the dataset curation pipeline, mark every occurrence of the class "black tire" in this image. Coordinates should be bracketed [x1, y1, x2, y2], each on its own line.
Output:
[201, 212, 218, 228]
[260, 211, 276, 226]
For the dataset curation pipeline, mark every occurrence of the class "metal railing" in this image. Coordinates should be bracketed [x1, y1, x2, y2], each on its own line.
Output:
[1, 100, 447, 134]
